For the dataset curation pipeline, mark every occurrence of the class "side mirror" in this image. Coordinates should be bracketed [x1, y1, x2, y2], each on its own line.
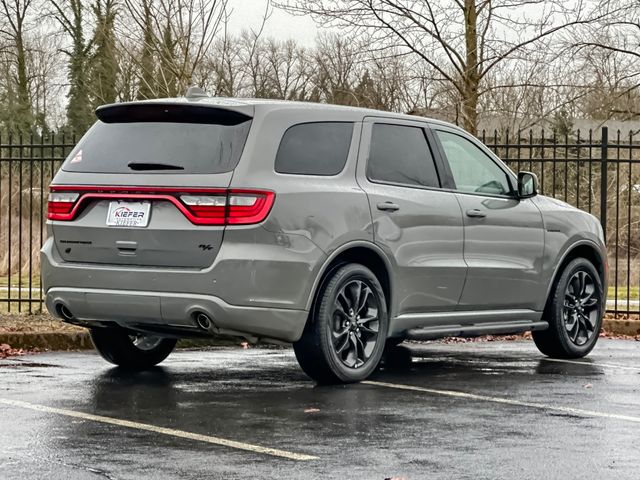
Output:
[517, 171, 539, 199]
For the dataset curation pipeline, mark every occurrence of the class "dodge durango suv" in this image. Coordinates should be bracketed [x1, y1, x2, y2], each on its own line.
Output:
[42, 92, 607, 383]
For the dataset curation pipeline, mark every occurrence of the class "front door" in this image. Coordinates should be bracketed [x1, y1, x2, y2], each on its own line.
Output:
[356, 118, 467, 316]
[432, 128, 545, 311]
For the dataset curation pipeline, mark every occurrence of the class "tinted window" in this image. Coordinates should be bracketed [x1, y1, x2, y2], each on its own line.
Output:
[275, 122, 353, 175]
[436, 130, 511, 195]
[63, 119, 251, 174]
[367, 124, 440, 188]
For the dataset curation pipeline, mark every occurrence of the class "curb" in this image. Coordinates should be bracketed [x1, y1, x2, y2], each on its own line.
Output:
[0, 331, 93, 351]
[603, 318, 640, 336]
[1, 319, 638, 351]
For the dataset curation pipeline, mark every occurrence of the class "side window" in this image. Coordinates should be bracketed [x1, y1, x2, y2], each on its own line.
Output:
[435, 130, 512, 196]
[367, 124, 440, 188]
[275, 122, 354, 175]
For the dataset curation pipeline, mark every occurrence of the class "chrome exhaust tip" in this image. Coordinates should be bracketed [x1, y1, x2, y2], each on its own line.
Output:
[195, 312, 212, 330]
[58, 304, 74, 321]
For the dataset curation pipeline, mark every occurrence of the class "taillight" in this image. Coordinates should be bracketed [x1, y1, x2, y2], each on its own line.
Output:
[227, 192, 274, 225]
[179, 195, 227, 221]
[47, 192, 79, 220]
[180, 191, 275, 225]
[47, 186, 274, 226]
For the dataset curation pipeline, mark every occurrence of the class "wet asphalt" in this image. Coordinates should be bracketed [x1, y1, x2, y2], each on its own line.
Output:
[0, 339, 639, 480]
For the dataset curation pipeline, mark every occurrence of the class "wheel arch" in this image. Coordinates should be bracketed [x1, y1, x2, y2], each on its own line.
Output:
[543, 240, 607, 315]
[305, 241, 394, 316]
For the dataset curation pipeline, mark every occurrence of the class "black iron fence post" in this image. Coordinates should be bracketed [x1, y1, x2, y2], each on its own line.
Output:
[600, 126, 608, 238]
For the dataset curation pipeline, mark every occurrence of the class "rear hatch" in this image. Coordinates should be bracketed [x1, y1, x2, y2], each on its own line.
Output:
[49, 102, 261, 269]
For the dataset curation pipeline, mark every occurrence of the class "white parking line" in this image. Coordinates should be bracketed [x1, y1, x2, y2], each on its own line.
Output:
[0, 398, 318, 461]
[364, 380, 640, 424]
[541, 357, 640, 372]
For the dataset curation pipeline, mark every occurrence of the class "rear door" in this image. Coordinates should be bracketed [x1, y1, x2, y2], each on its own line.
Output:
[356, 117, 466, 315]
[49, 103, 253, 268]
[431, 127, 545, 310]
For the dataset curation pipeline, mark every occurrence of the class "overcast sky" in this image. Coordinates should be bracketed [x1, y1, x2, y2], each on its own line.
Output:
[226, 0, 320, 45]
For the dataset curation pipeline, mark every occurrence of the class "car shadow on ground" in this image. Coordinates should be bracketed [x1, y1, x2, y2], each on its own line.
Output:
[86, 345, 605, 413]
[375, 344, 605, 380]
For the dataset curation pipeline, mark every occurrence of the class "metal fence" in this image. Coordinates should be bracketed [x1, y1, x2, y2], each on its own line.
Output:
[0, 133, 76, 313]
[0, 127, 638, 316]
[483, 127, 640, 316]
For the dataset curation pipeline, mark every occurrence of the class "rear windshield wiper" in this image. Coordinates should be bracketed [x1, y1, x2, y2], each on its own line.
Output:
[127, 162, 184, 171]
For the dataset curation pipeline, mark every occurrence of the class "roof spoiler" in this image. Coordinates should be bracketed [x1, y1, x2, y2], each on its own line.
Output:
[95, 102, 253, 126]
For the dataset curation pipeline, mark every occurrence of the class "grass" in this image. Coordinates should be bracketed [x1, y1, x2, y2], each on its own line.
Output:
[608, 286, 640, 300]
[0, 276, 44, 315]
[0, 302, 45, 315]
[0, 274, 41, 288]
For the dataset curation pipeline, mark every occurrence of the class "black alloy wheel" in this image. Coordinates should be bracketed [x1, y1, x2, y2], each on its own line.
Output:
[330, 279, 381, 368]
[562, 270, 599, 346]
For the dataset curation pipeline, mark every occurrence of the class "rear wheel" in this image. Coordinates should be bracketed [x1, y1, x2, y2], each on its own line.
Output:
[533, 257, 604, 358]
[293, 263, 389, 384]
[90, 328, 177, 369]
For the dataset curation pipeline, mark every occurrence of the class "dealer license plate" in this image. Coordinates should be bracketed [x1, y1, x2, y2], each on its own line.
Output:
[106, 201, 151, 227]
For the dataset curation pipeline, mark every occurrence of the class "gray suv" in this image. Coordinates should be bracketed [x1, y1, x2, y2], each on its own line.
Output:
[42, 94, 607, 383]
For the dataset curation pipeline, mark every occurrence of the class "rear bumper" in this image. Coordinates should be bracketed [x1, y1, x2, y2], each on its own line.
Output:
[41, 225, 325, 342]
[46, 287, 308, 343]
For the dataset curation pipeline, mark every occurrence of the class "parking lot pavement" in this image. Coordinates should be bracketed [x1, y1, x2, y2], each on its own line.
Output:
[1, 340, 639, 480]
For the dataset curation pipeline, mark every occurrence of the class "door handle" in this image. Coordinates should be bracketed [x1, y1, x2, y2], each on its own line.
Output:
[466, 209, 486, 218]
[377, 202, 400, 212]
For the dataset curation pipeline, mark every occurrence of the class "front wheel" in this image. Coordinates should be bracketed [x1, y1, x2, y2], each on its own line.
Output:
[532, 257, 604, 358]
[90, 328, 177, 369]
[293, 263, 389, 384]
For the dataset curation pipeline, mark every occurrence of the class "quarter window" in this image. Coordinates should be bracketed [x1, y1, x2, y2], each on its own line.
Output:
[275, 122, 354, 176]
[436, 130, 512, 196]
[367, 124, 440, 188]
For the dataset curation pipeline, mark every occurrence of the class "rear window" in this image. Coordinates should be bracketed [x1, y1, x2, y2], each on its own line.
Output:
[275, 122, 354, 176]
[62, 105, 252, 174]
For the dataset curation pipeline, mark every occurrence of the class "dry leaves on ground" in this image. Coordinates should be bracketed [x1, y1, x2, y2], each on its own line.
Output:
[599, 329, 640, 341]
[0, 343, 28, 359]
[437, 332, 532, 344]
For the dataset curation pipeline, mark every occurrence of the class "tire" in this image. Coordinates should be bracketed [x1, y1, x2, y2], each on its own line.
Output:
[532, 257, 604, 359]
[90, 328, 177, 369]
[293, 263, 389, 384]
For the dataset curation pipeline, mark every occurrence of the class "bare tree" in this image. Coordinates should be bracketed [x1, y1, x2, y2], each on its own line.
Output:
[202, 33, 242, 96]
[27, 26, 67, 129]
[264, 38, 310, 100]
[574, 16, 640, 120]
[121, 0, 227, 97]
[277, 0, 627, 134]
[48, 0, 94, 132]
[0, 0, 35, 130]
[90, 0, 119, 106]
[311, 33, 361, 105]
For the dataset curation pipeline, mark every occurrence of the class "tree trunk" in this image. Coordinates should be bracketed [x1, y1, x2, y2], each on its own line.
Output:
[462, 0, 479, 135]
[90, 0, 119, 107]
[137, 0, 156, 99]
[15, 35, 33, 129]
[65, 2, 92, 133]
